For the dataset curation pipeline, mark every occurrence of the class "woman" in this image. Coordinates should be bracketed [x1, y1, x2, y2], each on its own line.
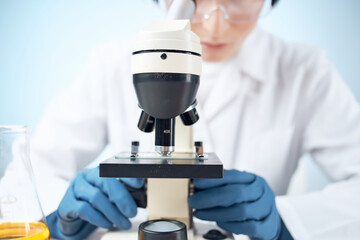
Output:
[33, 0, 360, 239]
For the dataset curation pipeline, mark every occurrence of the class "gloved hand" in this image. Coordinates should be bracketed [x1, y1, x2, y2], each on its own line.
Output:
[188, 169, 293, 240]
[46, 167, 144, 240]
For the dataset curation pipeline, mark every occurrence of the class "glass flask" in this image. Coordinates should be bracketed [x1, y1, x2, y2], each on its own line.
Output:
[0, 125, 50, 240]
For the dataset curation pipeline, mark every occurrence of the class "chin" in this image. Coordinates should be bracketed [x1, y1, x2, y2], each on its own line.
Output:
[202, 51, 233, 62]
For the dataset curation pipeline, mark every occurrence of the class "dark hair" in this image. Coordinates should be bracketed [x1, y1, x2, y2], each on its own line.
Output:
[272, 0, 280, 7]
[153, 0, 280, 7]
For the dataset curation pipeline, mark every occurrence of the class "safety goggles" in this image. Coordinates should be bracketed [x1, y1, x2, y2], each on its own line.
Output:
[165, 0, 274, 24]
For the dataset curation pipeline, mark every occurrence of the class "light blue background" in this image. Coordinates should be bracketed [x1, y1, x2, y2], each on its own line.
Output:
[1, 0, 359, 127]
[1, 0, 359, 190]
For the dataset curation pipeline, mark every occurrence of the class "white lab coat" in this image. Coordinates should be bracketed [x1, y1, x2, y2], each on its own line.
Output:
[30, 26, 360, 239]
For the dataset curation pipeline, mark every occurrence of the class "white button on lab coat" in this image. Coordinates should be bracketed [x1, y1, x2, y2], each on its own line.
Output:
[30, 27, 360, 239]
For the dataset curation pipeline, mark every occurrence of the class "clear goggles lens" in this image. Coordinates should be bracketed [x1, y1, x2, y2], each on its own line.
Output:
[164, 0, 273, 24]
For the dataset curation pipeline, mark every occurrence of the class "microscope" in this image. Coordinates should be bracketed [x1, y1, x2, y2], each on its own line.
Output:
[100, 1, 233, 239]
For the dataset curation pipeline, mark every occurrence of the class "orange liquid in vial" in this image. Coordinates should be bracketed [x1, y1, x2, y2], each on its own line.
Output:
[0, 222, 50, 240]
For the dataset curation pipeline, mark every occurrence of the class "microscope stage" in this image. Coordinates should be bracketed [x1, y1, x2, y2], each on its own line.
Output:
[99, 152, 223, 179]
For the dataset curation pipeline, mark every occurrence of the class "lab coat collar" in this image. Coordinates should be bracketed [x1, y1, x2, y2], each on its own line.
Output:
[235, 26, 274, 83]
[201, 56, 245, 121]
[200, 26, 273, 120]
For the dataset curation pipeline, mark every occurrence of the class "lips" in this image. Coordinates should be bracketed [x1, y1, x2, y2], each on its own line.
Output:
[201, 41, 228, 50]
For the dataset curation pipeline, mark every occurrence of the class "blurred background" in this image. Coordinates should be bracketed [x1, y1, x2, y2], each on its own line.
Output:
[1, 0, 360, 193]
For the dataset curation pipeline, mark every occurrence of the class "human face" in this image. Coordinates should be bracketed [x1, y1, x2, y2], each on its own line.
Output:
[191, 0, 264, 62]
[165, 0, 264, 62]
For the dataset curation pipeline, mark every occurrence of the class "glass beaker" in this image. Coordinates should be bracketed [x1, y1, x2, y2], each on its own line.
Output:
[0, 125, 50, 240]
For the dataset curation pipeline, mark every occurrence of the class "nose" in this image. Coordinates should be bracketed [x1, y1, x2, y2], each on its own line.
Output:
[202, 7, 230, 37]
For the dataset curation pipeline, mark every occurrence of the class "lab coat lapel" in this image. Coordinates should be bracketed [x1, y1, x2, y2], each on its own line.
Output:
[202, 60, 243, 121]
[201, 26, 272, 121]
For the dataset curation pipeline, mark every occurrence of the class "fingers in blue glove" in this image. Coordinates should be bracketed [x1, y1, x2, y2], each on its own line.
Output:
[189, 170, 283, 239]
[58, 181, 114, 229]
[189, 177, 264, 209]
[72, 174, 131, 230]
[192, 170, 256, 189]
[120, 178, 144, 189]
[46, 211, 98, 239]
[192, 179, 274, 222]
[217, 205, 281, 239]
[85, 167, 139, 218]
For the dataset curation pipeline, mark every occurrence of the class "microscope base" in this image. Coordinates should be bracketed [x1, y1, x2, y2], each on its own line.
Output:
[100, 221, 234, 240]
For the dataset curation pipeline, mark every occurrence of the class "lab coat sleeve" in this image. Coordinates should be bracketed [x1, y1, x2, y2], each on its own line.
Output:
[276, 51, 360, 239]
[30, 48, 110, 216]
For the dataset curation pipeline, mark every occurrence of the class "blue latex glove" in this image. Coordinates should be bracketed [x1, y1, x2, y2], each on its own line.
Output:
[46, 167, 144, 239]
[189, 170, 293, 240]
